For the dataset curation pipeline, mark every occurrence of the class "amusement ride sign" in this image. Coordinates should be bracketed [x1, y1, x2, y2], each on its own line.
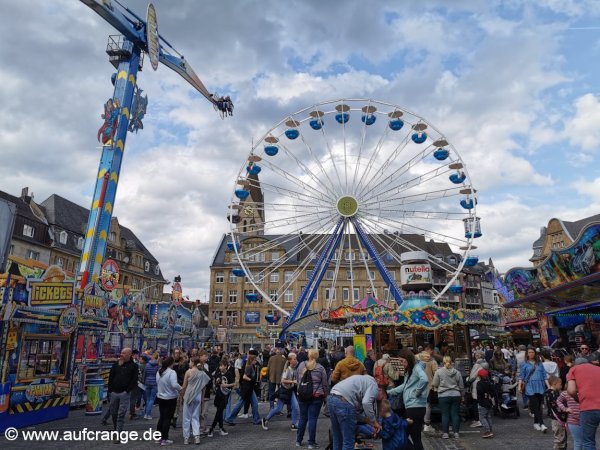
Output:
[100, 259, 120, 292]
[26, 265, 75, 308]
[58, 305, 79, 335]
[146, 3, 160, 71]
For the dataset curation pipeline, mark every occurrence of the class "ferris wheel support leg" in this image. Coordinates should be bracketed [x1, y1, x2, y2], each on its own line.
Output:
[352, 218, 404, 306]
[77, 45, 141, 296]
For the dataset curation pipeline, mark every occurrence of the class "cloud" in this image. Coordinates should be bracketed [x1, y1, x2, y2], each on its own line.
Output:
[564, 93, 600, 152]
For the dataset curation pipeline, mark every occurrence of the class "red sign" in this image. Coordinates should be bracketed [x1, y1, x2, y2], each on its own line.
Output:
[100, 259, 120, 292]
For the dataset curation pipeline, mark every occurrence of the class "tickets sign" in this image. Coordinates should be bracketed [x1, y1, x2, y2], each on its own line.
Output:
[26, 265, 75, 308]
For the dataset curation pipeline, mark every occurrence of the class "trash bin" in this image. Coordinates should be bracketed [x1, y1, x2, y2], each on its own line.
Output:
[85, 378, 105, 416]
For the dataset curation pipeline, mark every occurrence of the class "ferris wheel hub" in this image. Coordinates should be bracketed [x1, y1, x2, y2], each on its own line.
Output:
[337, 195, 359, 217]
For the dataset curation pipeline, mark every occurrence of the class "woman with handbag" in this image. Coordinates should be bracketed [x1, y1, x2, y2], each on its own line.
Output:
[519, 347, 548, 433]
[387, 349, 429, 450]
[261, 353, 300, 430]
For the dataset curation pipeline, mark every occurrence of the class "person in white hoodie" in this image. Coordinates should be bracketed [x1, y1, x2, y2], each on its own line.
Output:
[541, 349, 559, 384]
[156, 357, 182, 446]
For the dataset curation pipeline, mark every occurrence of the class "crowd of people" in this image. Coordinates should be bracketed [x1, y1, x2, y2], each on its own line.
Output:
[99, 341, 600, 449]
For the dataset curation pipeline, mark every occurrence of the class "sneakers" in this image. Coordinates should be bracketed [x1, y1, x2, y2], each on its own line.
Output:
[308, 445, 319, 449]
[261, 418, 269, 430]
[296, 443, 302, 447]
[529, 412, 535, 418]
[219, 428, 228, 436]
[482, 432, 494, 439]
[454, 433, 459, 439]
[184, 438, 189, 445]
[423, 424, 435, 432]
[207, 430, 213, 438]
[238, 413, 249, 418]
[224, 421, 235, 426]
[441, 433, 449, 439]
[469, 421, 482, 428]
[534, 424, 541, 431]
[501, 404, 510, 410]
[291, 424, 298, 430]
[540, 424, 548, 433]
[194, 436, 201, 444]
[160, 440, 173, 446]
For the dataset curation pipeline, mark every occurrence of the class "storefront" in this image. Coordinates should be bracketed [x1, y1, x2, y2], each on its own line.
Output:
[0, 261, 78, 431]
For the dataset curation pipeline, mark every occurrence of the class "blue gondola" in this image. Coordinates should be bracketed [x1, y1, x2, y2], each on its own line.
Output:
[232, 268, 245, 277]
[227, 214, 241, 224]
[449, 172, 466, 184]
[433, 149, 450, 161]
[448, 285, 463, 294]
[265, 314, 280, 324]
[310, 119, 323, 130]
[235, 189, 249, 200]
[389, 119, 404, 131]
[460, 198, 476, 209]
[464, 256, 479, 267]
[335, 113, 350, 124]
[361, 114, 376, 126]
[247, 164, 261, 175]
[246, 293, 259, 302]
[465, 230, 483, 238]
[227, 242, 241, 251]
[412, 132, 427, 144]
[285, 129, 299, 140]
[265, 145, 279, 156]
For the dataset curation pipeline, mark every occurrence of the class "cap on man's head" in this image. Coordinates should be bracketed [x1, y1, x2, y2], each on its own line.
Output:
[478, 369, 489, 378]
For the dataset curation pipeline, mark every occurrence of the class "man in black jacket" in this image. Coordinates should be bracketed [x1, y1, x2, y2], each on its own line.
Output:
[107, 348, 138, 437]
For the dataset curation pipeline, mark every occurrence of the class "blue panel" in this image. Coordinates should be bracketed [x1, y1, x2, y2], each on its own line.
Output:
[0, 405, 70, 433]
[235, 189, 250, 200]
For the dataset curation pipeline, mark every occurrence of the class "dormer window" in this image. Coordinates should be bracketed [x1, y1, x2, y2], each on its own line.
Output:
[59, 231, 68, 245]
[154, 265, 160, 276]
[145, 261, 150, 272]
[23, 224, 34, 237]
[76, 237, 84, 249]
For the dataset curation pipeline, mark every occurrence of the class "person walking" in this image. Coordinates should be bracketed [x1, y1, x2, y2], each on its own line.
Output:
[225, 350, 261, 425]
[107, 347, 138, 442]
[519, 347, 548, 433]
[267, 347, 287, 409]
[489, 349, 508, 373]
[143, 352, 160, 419]
[467, 351, 489, 428]
[557, 376, 583, 450]
[432, 356, 464, 439]
[567, 358, 600, 450]
[545, 375, 568, 450]
[364, 350, 376, 377]
[180, 357, 210, 445]
[387, 349, 429, 450]
[331, 346, 367, 385]
[261, 353, 300, 430]
[171, 349, 189, 428]
[156, 357, 182, 446]
[328, 375, 381, 450]
[208, 359, 235, 437]
[296, 348, 329, 449]
[416, 348, 438, 433]
[476, 369, 495, 439]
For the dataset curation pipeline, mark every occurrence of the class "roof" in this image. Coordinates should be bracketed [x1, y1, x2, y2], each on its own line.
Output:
[563, 213, 600, 241]
[0, 190, 46, 224]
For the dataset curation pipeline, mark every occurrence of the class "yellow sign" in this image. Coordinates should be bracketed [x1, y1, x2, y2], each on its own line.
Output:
[28, 282, 75, 307]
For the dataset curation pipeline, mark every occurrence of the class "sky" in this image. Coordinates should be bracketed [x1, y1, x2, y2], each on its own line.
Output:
[1, 0, 600, 300]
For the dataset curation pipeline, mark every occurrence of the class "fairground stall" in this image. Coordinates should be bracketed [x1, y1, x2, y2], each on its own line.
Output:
[146, 300, 193, 355]
[497, 222, 600, 348]
[0, 259, 78, 431]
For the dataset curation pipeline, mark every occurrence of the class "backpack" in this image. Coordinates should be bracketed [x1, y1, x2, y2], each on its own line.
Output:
[374, 363, 390, 388]
[297, 368, 315, 402]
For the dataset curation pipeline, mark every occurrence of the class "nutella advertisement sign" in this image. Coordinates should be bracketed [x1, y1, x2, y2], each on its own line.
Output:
[401, 263, 432, 288]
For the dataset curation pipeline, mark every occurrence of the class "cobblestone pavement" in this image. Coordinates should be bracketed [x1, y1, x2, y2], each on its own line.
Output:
[3, 401, 598, 450]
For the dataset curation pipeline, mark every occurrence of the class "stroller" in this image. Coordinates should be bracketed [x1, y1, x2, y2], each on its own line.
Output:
[490, 370, 520, 419]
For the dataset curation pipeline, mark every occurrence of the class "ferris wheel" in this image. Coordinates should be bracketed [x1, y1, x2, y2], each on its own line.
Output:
[228, 99, 481, 325]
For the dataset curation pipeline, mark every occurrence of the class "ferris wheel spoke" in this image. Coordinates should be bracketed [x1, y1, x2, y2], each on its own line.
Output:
[363, 208, 469, 221]
[237, 209, 337, 237]
[323, 220, 348, 311]
[255, 178, 332, 207]
[317, 112, 345, 192]
[351, 220, 378, 295]
[361, 186, 465, 209]
[350, 100, 373, 197]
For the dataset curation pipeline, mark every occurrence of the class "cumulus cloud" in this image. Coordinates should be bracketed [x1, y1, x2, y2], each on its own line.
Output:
[564, 93, 600, 152]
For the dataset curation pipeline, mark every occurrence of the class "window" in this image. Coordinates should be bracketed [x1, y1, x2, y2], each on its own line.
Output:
[229, 290, 238, 303]
[28, 250, 40, 261]
[248, 252, 265, 262]
[55, 257, 64, 267]
[74, 262, 80, 273]
[271, 252, 280, 261]
[214, 290, 223, 303]
[325, 288, 336, 300]
[216, 272, 224, 283]
[23, 224, 34, 237]
[284, 289, 294, 303]
[368, 271, 376, 281]
[144, 261, 150, 272]
[132, 278, 140, 289]
[346, 270, 353, 280]
[109, 231, 116, 242]
[17, 335, 69, 381]
[332, 251, 340, 260]
[360, 251, 370, 261]
[213, 310, 223, 325]
[353, 288, 360, 302]
[389, 271, 396, 280]
[155, 265, 160, 276]
[325, 270, 334, 280]
[229, 272, 238, 283]
[270, 272, 279, 283]
[342, 288, 350, 303]
[270, 289, 278, 303]
[306, 270, 313, 279]
[284, 271, 293, 282]
[345, 251, 355, 261]
[76, 237, 84, 250]
[383, 288, 390, 301]
[226, 311, 238, 326]
[9, 244, 14, 255]
[59, 231, 68, 245]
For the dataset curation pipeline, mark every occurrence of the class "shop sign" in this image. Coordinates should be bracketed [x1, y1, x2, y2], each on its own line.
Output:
[100, 259, 120, 292]
[245, 311, 260, 324]
[59, 305, 79, 335]
[25, 379, 55, 403]
[26, 265, 75, 308]
[400, 263, 432, 287]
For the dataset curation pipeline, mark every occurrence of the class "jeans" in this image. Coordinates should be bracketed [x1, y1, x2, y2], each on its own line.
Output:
[580, 410, 600, 450]
[225, 388, 240, 420]
[424, 401, 432, 425]
[551, 419, 567, 450]
[328, 395, 357, 450]
[568, 423, 583, 450]
[297, 397, 324, 445]
[109, 391, 130, 432]
[144, 386, 158, 418]
[439, 396, 461, 434]
[157, 397, 177, 440]
[182, 393, 202, 439]
[225, 390, 260, 424]
[478, 405, 492, 433]
[268, 382, 278, 408]
[266, 391, 299, 425]
[529, 393, 544, 426]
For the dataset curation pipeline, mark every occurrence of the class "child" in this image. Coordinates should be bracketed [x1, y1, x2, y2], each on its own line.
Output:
[207, 360, 235, 437]
[476, 369, 495, 438]
[544, 375, 567, 450]
[357, 399, 412, 450]
[259, 366, 269, 402]
[557, 385, 582, 450]
[500, 373, 519, 409]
